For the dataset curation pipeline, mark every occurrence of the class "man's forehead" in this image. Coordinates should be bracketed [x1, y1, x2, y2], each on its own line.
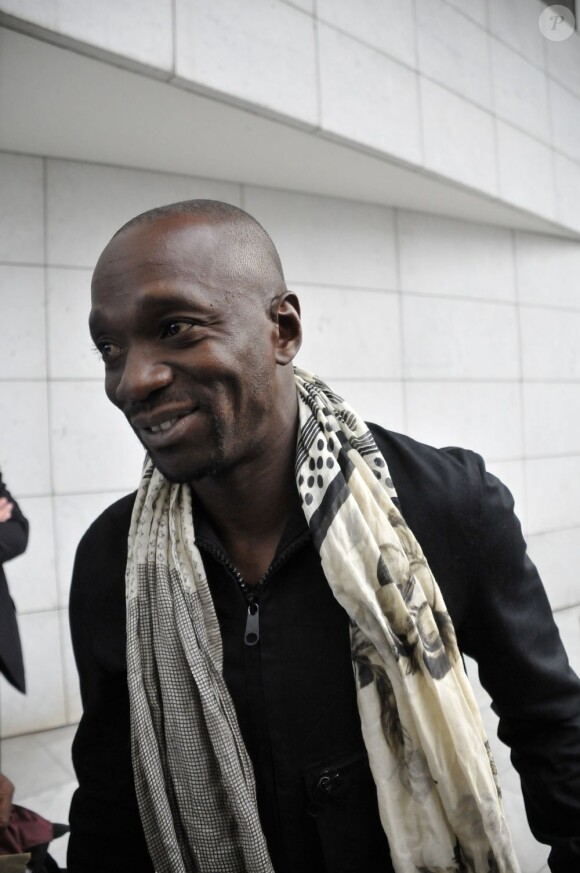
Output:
[93, 217, 247, 300]
[99, 214, 228, 267]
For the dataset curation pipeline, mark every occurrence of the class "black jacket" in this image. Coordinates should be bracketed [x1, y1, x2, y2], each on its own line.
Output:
[68, 427, 580, 872]
[0, 471, 28, 693]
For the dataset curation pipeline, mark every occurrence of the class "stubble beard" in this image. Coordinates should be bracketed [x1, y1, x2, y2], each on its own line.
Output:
[134, 409, 229, 484]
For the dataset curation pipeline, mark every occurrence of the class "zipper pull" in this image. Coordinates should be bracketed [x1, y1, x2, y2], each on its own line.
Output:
[245, 601, 260, 646]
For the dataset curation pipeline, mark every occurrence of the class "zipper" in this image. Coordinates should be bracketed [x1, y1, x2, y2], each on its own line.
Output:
[197, 529, 311, 648]
[199, 541, 262, 647]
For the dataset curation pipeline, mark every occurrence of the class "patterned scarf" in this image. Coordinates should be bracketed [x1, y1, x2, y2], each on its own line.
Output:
[126, 368, 520, 873]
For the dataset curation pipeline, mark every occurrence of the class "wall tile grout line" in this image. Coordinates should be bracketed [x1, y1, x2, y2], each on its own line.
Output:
[42, 156, 70, 725]
[512, 227, 529, 529]
[393, 208, 409, 432]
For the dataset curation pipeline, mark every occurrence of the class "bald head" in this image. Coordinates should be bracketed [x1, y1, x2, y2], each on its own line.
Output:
[106, 199, 287, 308]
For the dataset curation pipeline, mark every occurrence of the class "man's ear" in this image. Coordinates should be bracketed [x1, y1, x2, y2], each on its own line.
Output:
[273, 292, 302, 365]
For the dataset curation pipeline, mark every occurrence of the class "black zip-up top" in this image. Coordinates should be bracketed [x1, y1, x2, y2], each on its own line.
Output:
[194, 506, 390, 873]
[68, 425, 580, 872]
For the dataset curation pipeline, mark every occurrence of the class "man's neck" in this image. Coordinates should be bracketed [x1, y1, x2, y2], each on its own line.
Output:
[191, 409, 300, 584]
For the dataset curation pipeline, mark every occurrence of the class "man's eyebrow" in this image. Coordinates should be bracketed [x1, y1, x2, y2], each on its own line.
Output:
[88, 293, 215, 334]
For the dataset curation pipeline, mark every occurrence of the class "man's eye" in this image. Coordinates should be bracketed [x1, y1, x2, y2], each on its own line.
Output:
[94, 342, 122, 363]
[162, 321, 195, 338]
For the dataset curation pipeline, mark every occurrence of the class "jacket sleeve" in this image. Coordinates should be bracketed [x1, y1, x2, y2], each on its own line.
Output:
[68, 501, 154, 873]
[0, 474, 29, 565]
[461, 458, 580, 871]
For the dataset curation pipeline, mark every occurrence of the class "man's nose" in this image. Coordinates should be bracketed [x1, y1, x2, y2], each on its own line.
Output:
[114, 348, 172, 405]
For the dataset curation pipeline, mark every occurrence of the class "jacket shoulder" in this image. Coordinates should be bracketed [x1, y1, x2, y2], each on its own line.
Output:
[367, 424, 487, 624]
[77, 492, 137, 556]
[71, 492, 137, 611]
[367, 423, 485, 511]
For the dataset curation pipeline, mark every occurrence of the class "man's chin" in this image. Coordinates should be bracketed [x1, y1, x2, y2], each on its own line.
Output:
[148, 451, 228, 485]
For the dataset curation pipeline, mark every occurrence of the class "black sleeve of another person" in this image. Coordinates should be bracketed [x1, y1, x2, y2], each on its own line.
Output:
[0, 473, 29, 564]
[0, 472, 29, 692]
[67, 494, 153, 873]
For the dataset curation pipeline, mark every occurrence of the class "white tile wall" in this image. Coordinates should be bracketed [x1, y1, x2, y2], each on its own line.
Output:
[0, 611, 66, 736]
[524, 382, 580, 458]
[46, 268, 100, 379]
[0, 265, 46, 378]
[520, 305, 580, 380]
[1, 726, 76, 799]
[0, 381, 51, 497]
[0, 152, 44, 264]
[406, 381, 523, 461]
[402, 296, 520, 380]
[516, 231, 580, 309]
[549, 79, 580, 163]
[174, 0, 318, 125]
[316, 0, 416, 67]
[0, 0, 173, 70]
[318, 23, 421, 162]
[281, 0, 314, 13]
[53, 490, 129, 608]
[553, 152, 580, 234]
[421, 79, 497, 194]
[329, 380, 406, 434]
[49, 382, 144, 494]
[46, 160, 241, 268]
[296, 285, 402, 379]
[397, 212, 516, 301]
[554, 606, 580, 676]
[443, 0, 487, 27]
[6, 496, 58, 614]
[496, 121, 556, 219]
[526, 455, 580, 534]
[527, 528, 580, 611]
[416, 0, 492, 110]
[545, 30, 580, 99]
[244, 187, 397, 289]
[2, 0, 579, 236]
[491, 39, 550, 143]
[487, 0, 546, 69]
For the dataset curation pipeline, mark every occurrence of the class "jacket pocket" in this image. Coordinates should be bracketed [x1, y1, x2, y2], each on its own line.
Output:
[303, 750, 393, 873]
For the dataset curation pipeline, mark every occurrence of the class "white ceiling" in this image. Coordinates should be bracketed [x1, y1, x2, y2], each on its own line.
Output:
[1, 24, 577, 238]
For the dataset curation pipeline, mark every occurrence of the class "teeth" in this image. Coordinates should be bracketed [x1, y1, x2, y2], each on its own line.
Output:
[149, 418, 177, 434]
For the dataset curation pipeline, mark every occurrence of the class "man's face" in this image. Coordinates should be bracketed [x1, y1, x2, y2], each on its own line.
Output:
[90, 216, 282, 483]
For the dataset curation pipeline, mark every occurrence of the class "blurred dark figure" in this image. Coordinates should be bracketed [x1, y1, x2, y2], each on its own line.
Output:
[0, 772, 68, 872]
[0, 485, 67, 869]
[0, 471, 28, 694]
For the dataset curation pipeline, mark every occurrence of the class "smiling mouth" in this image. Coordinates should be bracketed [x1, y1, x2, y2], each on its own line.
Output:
[146, 418, 180, 434]
[138, 408, 197, 437]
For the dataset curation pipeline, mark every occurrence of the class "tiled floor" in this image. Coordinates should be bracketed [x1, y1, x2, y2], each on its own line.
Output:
[1, 718, 551, 873]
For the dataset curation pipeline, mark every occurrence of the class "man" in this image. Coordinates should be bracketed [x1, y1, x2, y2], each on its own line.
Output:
[69, 200, 580, 873]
